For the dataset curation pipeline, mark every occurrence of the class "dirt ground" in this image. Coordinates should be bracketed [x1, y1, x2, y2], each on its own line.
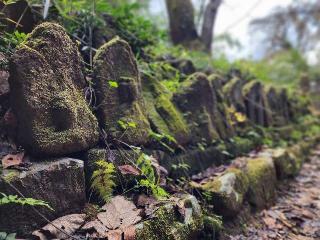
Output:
[224, 145, 320, 240]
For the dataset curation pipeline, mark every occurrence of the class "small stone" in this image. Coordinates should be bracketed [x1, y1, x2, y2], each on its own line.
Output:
[201, 168, 249, 217]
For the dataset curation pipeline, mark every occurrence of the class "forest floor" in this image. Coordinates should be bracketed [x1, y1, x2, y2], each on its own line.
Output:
[224, 145, 320, 240]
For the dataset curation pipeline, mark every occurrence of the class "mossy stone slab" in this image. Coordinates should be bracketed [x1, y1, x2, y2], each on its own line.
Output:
[201, 168, 249, 217]
[9, 22, 99, 157]
[93, 37, 151, 145]
[245, 157, 277, 209]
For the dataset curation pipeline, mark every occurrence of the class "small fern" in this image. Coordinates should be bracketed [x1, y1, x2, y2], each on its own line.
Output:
[0, 193, 53, 210]
[91, 160, 116, 202]
[136, 153, 168, 199]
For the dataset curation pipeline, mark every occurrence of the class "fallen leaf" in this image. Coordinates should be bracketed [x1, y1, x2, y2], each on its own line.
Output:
[263, 217, 277, 229]
[1, 152, 24, 169]
[118, 165, 140, 176]
[106, 229, 122, 240]
[123, 225, 136, 240]
[81, 220, 109, 238]
[32, 214, 86, 240]
[97, 196, 142, 230]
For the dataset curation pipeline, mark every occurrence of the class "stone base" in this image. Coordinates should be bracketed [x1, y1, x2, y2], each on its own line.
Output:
[0, 158, 86, 236]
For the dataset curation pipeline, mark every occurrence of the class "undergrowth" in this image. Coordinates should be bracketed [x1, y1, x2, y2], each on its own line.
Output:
[91, 160, 116, 202]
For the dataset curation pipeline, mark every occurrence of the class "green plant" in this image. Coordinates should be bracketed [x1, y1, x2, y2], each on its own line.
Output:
[51, 0, 164, 59]
[136, 153, 168, 199]
[0, 31, 28, 57]
[91, 160, 116, 202]
[0, 232, 16, 240]
[0, 192, 53, 210]
[117, 120, 137, 130]
[149, 131, 176, 153]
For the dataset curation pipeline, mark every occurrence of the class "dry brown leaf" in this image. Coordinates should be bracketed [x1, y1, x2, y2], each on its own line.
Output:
[81, 220, 109, 238]
[123, 225, 136, 240]
[263, 217, 277, 229]
[118, 165, 140, 176]
[32, 214, 86, 240]
[97, 196, 142, 231]
[1, 152, 24, 169]
[106, 229, 122, 240]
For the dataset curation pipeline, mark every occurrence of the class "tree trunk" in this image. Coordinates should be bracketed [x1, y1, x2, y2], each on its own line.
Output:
[200, 0, 222, 53]
[165, 0, 199, 47]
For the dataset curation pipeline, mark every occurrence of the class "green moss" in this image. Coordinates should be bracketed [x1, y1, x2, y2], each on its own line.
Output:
[242, 80, 259, 96]
[246, 157, 276, 208]
[201, 168, 249, 217]
[10, 22, 99, 156]
[1, 171, 19, 183]
[93, 37, 151, 145]
[136, 203, 204, 240]
[142, 73, 190, 145]
[222, 77, 241, 95]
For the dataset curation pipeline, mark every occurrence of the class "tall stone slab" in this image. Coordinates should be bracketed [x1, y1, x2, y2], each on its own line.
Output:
[242, 81, 272, 127]
[173, 73, 220, 144]
[93, 37, 151, 145]
[9, 22, 99, 157]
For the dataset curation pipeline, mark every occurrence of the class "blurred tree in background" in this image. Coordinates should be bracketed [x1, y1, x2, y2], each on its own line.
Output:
[165, 0, 222, 53]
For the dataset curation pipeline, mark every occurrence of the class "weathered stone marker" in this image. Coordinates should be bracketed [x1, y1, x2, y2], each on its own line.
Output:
[9, 22, 99, 157]
[141, 73, 191, 145]
[242, 81, 272, 126]
[93, 37, 151, 145]
[173, 72, 231, 144]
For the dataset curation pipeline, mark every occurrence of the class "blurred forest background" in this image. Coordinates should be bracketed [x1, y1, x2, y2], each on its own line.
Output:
[1, 0, 320, 93]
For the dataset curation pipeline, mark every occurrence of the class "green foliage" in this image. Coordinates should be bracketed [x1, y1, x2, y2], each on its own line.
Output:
[109, 3, 166, 53]
[171, 163, 190, 171]
[233, 49, 308, 89]
[136, 153, 168, 199]
[108, 80, 119, 88]
[0, 232, 16, 240]
[91, 160, 116, 202]
[0, 31, 28, 57]
[149, 131, 176, 153]
[117, 120, 137, 130]
[0, 192, 53, 210]
[148, 61, 181, 92]
[51, 0, 164, 57]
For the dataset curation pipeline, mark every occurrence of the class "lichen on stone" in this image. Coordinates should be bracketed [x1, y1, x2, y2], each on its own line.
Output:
[9, 22, 99, 157]
[142, 72, 190, 145]
[245, 157, 277, 209]
[201, 168, 249, 217]
[93, 36, 151, 145]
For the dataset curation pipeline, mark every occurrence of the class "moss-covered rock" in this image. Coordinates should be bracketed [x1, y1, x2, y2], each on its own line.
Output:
[266, 86, 290, 126]
[245, 157, 277, 209]
[269, 148, 298, 179]
[135, 194, 205, 240]
[208, 74, 235, 139]
[142, 73, 190, 145]
[222, 77, 246, 114]
[167, 58, 196, 76]
[0, 158, 86, 235]
[9, 22, 99, 157]
[242, 81, 272, 127]
[173, 72, 226, 144]
[201, 168, 249, 217]
[93, 37, 151, 145]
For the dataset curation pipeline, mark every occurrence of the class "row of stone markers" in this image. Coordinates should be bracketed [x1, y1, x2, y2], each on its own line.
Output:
[7, 22, 294, 158]
[0, 22, 318, 238]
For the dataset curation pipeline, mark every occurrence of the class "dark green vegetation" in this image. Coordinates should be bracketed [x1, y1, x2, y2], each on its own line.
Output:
[0, 0, 320, 239]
